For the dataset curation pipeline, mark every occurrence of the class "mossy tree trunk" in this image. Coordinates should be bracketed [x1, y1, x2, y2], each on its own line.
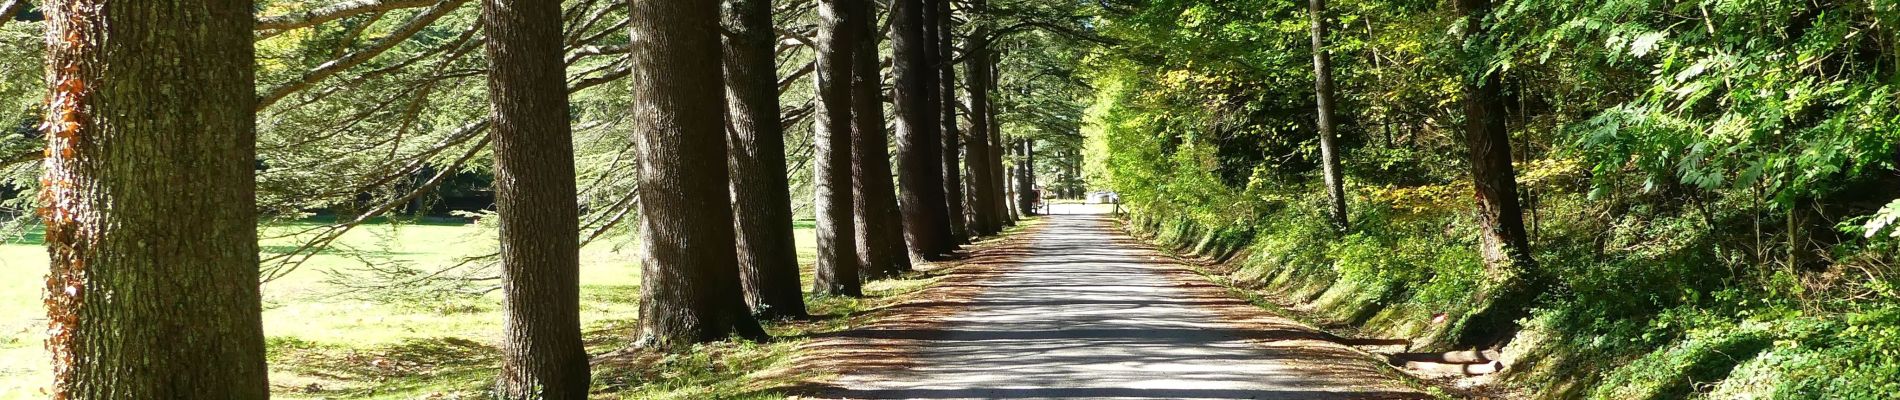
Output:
[40, 0, 269, 397]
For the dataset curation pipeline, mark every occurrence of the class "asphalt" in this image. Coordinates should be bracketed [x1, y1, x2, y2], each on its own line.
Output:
[816, 204, 1427, 399]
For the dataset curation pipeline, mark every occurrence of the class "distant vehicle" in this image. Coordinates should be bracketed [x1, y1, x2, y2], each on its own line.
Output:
[1087, 191, 1119, 204]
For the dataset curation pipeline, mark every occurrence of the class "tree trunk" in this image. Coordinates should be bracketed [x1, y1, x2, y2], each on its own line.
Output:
[1309, 0, 1349, 231]
[1017, 138, 1036, 215]
[630, 0, 767, 348]
[723, 0, 809, 319]
[810, 0, 863, 296]
[39, 0, 269, 397]
[892, 0, 955, 261]
[987, 50, 1015, 226]
[962, 21, 998, 236]
[1073, 149, 1083, 197]
[852, 0, 909, 280]
[483, 0, 590, 396]
[1453, 0, 1541, 349]
[927, 0, 969, 245]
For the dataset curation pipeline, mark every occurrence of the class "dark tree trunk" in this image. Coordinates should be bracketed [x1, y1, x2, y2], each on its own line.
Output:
[484, 0, 590, 396]
[852, 0, 909, 280]
[723, 0, 809, 319]
[811, 0, 863, 296]
[1017, 138, 1036, 215]
[928, 0, 968, 244]
[1453, 0, 1541, 349]
[892, 0, 955, 261]
[1310, 0, 1349, 231]
[1073, 149, 1083, 197]
[630, 0, 768, 348]
[39, 0, 269, 397]
[962, 23, 998, 236]
[987, 50, 1014, 226]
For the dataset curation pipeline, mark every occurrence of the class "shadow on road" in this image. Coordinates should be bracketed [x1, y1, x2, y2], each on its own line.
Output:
[799, 212, 1427, 400]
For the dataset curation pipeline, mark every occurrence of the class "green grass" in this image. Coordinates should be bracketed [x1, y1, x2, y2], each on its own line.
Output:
[0, 218, 900, 399]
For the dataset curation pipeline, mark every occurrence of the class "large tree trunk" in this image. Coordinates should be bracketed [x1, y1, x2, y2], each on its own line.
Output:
[928, 0, 968, 244]
[723, 0, 809, 319]
[484, 0, 590, 397]
[852, 0, 910, 280]
[1453, 0, 1541, 349]
[892, 0, 954, 261]
[811, 0, 863, 296]
[987, 50, 1015, 226]
[1309, 0, 1349, 231]
[962, 19, 998, 236]
[630, 0, 767, 348]
[39, 0, 269, 397]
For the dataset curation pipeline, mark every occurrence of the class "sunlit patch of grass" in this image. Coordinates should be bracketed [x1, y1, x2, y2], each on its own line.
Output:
[268, 336, 500, 399]
[593, 340, 802, 400]
[0, 216, 972, 399]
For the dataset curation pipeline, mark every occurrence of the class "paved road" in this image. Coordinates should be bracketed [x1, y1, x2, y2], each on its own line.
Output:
[815, 207, 1426, 399]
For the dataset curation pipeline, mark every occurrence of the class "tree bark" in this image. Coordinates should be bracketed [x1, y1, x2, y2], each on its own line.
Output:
[1017, 138, 1036, 215]
[724, 0, 809, 319]
[1453, 0, 1541, 349]
[852, 0, 910, 280]
[962, 18, 998, 236]
[811, 0, 863, 296]
[987, 49, 1015, 226]
[631, 0, 767, 348]
[484, 0, 590, 397]
[39, 0, 269, 397]
[892, 0, 955, 261]
[1310, 0, 1349, 231]
[928, 0, 969, 244]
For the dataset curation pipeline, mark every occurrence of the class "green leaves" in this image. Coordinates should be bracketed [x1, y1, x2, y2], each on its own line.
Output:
[1860, 199, 1900, 239]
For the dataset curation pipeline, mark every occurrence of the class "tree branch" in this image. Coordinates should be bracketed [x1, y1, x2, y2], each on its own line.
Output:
[256, 0, 469, 111]
[0, 0, 26, 30]
[255, 0, 437, 32]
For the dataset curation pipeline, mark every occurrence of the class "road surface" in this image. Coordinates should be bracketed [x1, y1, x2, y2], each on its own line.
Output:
[810, 205, 1427, 399]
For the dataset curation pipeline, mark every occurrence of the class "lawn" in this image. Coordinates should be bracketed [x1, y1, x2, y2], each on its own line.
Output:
[0, 218, 851, 399]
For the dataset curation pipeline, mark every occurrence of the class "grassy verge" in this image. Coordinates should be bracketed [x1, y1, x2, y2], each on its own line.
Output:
[0, 218, 1010, 399]
[1118, 196, 1900, 399]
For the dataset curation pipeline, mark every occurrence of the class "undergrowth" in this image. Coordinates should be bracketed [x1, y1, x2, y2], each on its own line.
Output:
[1120, 185, 1900, 399]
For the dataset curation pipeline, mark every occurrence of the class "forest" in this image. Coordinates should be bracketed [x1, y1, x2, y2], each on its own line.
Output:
[0, 0, 1895, 399]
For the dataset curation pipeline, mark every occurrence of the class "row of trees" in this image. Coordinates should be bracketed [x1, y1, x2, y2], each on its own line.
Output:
[17, 0, 1039, 397]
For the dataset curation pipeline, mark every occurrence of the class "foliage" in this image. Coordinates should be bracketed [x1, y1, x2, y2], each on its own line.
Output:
[1085, 0, 1900, 396]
